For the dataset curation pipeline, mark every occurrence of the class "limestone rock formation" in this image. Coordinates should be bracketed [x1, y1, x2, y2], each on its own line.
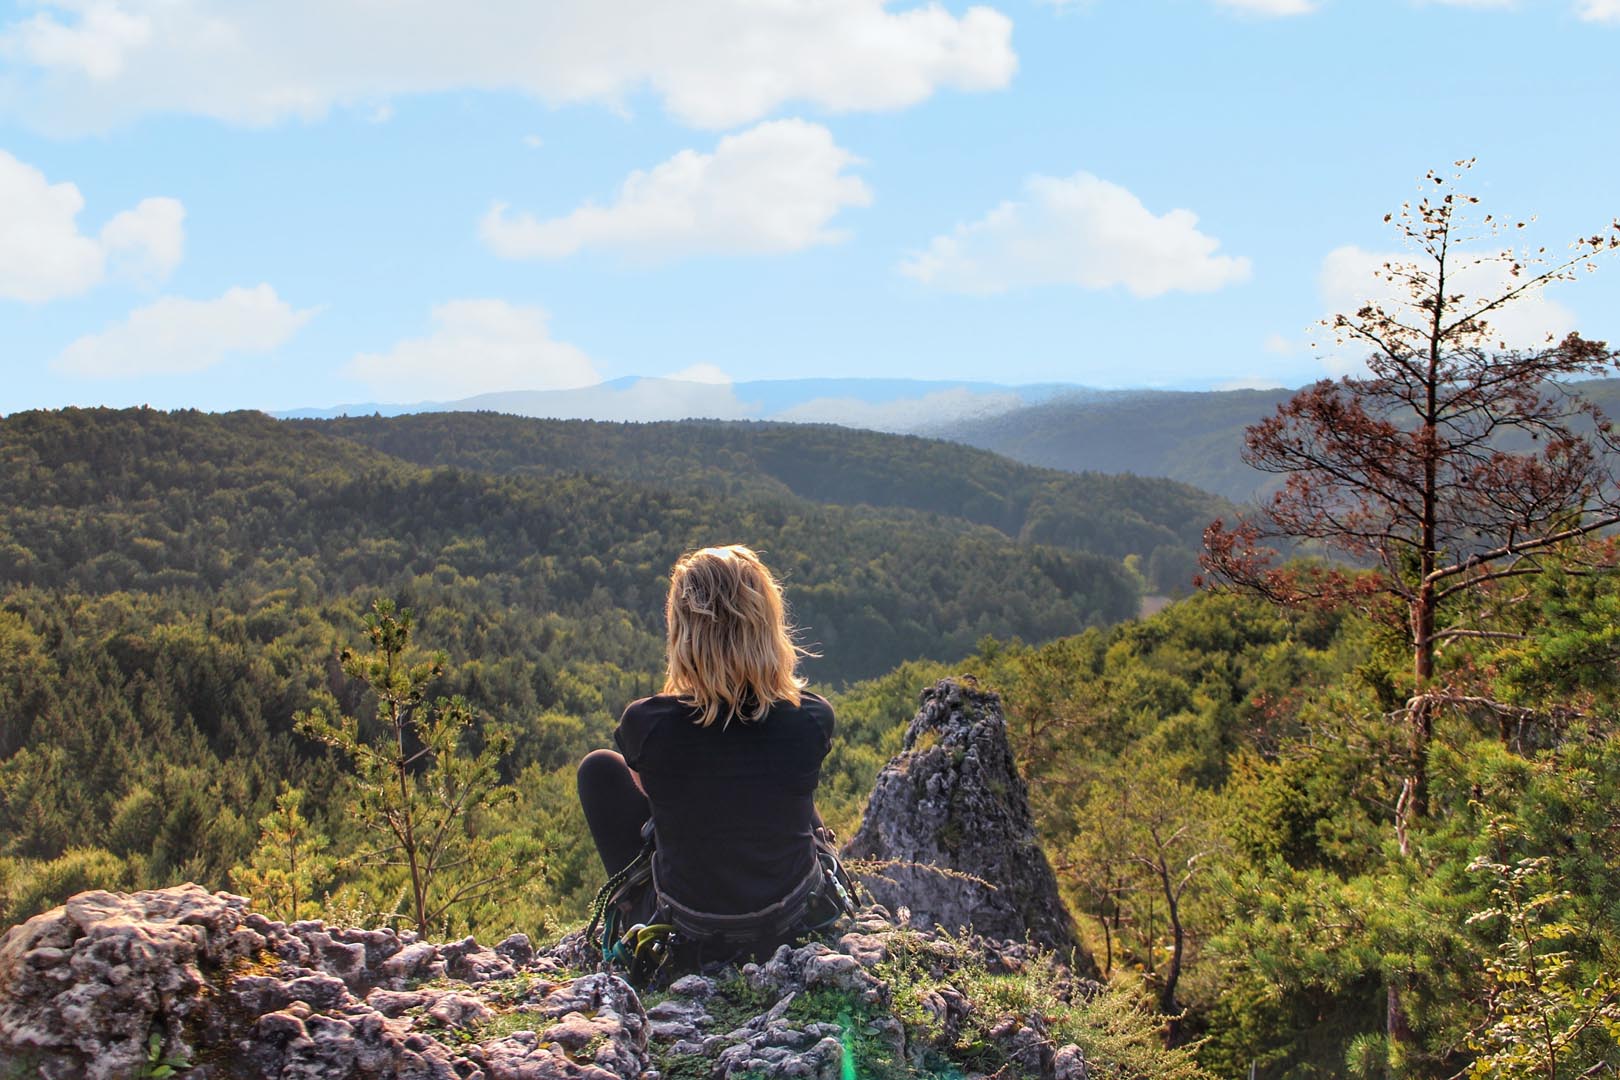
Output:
[0, 889, 1097, 1079]
[0, 884, 646, 1080]
[843, 677, 1090, 970]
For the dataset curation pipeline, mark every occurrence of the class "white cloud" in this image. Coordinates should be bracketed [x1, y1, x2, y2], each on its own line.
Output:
[900, 171, 1252, 298]
[521, 134, 544, 149]
[7, 0, 151, 80]
[482, 120, 871, 261]
[1214, 0, 1317, 14]
[100, 196, 184, 284]
[0, 150, 103, 301]
[1041, 0, 1313, 12]
[53, 284, 315, 376]
[1576, 0, 1620, 20]
[1317, 244, 1577, 373]
[579, 378, 754, 421]
[0, 1, 1016, 133]
[0, 150, 183, 302]
[348, 300, 599, 400]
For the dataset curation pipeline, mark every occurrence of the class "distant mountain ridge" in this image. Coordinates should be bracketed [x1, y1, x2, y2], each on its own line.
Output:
[278, 374, 1620, 507]
[273, 375, 1293, 505]
[945, 377, 1620, 504]
[943, 387, 1296, 504]
[276, 376, 1091, 431]
[276, 376, 1297, 503]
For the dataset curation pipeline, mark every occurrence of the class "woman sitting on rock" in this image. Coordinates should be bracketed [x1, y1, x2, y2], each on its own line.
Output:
[576, 544, 847, 972]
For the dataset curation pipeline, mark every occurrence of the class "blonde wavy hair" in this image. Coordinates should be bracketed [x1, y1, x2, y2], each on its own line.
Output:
[662, 545, 810, 727]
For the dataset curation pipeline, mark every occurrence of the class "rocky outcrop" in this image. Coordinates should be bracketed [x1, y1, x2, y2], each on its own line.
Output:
[0, 884, 646, 1080]
[844, 678, 1088, 969]
[0, 677, 1100, 1078]
[0, 888, 1095, 1079]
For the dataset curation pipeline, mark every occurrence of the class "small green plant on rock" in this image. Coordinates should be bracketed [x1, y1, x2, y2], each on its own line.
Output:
[136, 1031, 191, 1079]
[875, 924, 1211, 1079]
[786, 986, 910, 1080]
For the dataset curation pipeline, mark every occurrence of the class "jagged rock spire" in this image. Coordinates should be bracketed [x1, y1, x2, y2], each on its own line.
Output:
[844, 677, 1090, 970]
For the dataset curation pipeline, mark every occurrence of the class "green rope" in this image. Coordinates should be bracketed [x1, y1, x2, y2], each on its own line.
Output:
[585, 856, 639, 951]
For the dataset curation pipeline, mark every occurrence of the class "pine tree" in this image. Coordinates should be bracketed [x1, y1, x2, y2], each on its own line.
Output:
[231, 785, 332, 923]
[296, 600, 531, 933]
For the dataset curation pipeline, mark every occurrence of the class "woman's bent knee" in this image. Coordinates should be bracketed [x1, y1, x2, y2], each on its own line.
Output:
[577, 748, 630, 794]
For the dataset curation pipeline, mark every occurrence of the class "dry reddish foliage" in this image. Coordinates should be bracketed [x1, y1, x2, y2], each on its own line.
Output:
[1202, 163, 1620, 820]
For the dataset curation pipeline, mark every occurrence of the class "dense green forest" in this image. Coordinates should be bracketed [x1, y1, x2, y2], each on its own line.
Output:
[298, 410, 1227, 586]
[0, 406, 1154, 935]
[0, 407, 1151, 685]
[4, 405, 1618, 1077]
[832, 573, 1620, 1078]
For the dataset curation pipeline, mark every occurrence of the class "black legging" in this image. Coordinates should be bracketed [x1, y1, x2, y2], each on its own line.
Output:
[577, 748, 652, 876]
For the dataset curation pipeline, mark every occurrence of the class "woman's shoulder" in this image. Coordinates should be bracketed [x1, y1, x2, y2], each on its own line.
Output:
[795, 690, 833, 716]
[620, 693, 699, 728]
[615, 695, 697, 763]
[784, 691, 834, 744]
[623, 691, 830, 730]
[623, 692, 686, 713]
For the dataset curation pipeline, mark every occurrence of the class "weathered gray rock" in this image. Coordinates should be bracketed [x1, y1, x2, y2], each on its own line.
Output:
[622, 912, 1091, 1079]
[1054, 1042, 1092, 1080]
[0, 885, 649, 1080]
[0, 887, 1101, 1080]
[844, 677, 1091, 970]
[0, 885, 274, 1079]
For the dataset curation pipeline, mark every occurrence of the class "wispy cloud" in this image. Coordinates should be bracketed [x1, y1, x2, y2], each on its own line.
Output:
[665, 363, 733, 385]
[1263, 333, 1297, 356]
[901, 171, 1251, 298]
[1041, 0, 1317, 14]
[482, 120, 872, 262]
[53, 285, 315, 376]
[0, 0, 1016, 132]
[347, 300, 598, 400]
[1213, 0, 1318, 15]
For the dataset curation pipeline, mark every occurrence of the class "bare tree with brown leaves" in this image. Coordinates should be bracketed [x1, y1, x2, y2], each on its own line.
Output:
[1200, 162, 1620, 1055]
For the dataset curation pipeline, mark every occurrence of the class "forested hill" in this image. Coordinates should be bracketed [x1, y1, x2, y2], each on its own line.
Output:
[0, 405, 1162, 935]
[940, 387, 1295, 503]
[297, 411, 1229, 583]
[0, 407, 1144, 687]
[940, 377, 1620, 504]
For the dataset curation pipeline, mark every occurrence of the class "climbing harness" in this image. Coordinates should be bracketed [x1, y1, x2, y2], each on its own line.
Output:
[586, 824, 858, 989]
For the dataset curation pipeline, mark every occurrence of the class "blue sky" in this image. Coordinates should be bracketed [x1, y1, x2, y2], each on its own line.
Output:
[3, 0, 1619, 414]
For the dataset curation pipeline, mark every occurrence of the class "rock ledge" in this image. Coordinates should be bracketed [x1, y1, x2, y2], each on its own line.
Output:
[0, 887, 1097, 1079]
